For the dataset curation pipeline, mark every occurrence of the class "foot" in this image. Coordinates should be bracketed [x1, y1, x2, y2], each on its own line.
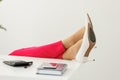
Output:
[75, 13, 96, 63]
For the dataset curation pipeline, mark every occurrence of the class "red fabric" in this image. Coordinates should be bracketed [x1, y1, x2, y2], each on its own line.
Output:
[9, 41, 66, 59]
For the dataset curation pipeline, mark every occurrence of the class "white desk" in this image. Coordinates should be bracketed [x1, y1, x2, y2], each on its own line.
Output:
[0, 55, 81, 80]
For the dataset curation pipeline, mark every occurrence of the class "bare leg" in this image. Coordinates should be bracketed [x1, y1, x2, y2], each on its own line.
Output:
[62, 27, 85, 49]
[62, 39, 83, 60]
[61, 26, 85, 60]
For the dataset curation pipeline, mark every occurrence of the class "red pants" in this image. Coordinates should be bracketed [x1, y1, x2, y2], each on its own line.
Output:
[9, 41, 66, 59]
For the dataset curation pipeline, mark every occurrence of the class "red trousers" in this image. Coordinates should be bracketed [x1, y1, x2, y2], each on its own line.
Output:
[9, 41, 66, 59]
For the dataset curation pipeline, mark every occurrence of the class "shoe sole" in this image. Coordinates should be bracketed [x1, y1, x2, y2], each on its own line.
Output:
[84, 14, 96, 57]
[84, 23, 96, 57]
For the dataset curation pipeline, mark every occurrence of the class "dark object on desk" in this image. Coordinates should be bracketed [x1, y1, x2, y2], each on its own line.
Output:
[3, 60, 33, 68]
[0, 25, 7, 31]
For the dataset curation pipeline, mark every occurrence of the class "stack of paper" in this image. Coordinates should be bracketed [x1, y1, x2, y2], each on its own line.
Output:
[36, 62, 67, 76]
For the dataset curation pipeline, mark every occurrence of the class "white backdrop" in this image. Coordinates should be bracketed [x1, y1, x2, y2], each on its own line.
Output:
[0, 0, 120, 80]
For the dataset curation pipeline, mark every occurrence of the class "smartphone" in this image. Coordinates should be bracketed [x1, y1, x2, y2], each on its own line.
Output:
[3, 60, 33, 67]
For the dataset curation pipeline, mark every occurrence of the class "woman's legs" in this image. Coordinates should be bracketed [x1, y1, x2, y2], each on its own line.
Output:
[62, 39, 83, 60]
[9, 27, 85, 59]
[62, 27, 85, 49]
[61, 27, 85, 60]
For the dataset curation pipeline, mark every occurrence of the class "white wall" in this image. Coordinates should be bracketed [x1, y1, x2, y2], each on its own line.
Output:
[0, 0, 120, 80]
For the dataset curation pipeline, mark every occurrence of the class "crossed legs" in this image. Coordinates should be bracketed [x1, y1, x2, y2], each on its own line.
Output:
[9, 26, 86, 60]
[62, 14, 96, 61]
[62, 27, 85, 60]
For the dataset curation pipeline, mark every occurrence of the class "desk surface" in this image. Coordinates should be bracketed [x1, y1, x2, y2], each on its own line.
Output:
[0, 55, 81, 80]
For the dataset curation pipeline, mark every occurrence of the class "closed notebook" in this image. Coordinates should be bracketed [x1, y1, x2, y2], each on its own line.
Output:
[36, 62, 67, 76]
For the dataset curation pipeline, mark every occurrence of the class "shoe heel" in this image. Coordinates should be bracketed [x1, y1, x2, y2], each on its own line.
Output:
[76, 57, 95, 63]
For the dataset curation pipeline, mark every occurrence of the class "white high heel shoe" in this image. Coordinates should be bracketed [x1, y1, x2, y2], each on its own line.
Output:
[75, 13, 96, 63]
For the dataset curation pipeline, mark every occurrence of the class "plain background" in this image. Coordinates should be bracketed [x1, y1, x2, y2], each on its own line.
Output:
[0, 0, 120, 80]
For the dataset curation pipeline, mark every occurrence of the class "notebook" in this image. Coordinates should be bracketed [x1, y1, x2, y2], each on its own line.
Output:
[36, 62, 67, 76]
